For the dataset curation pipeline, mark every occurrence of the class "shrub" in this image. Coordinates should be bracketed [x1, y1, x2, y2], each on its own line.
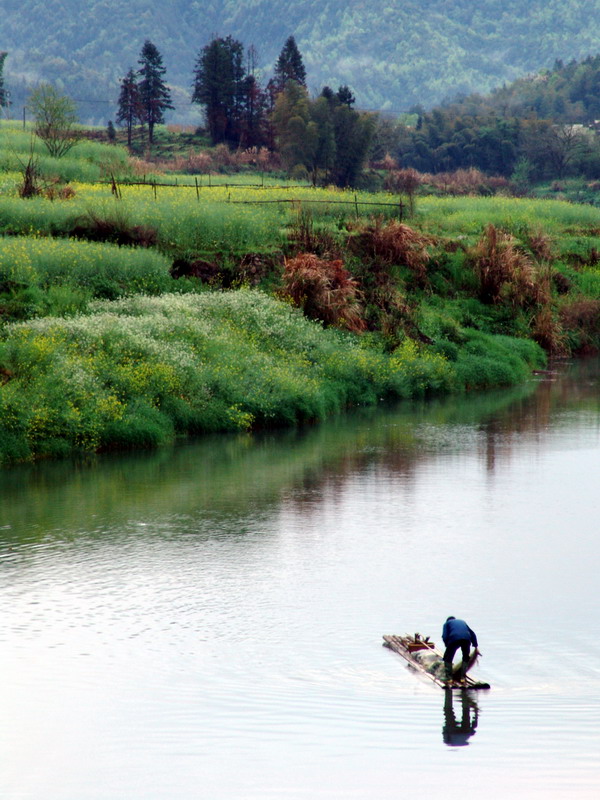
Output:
[384, 168, 421, 213]
[422, 168, 506, 196]
[389, 338, 455, 396]
[281, 253, 366, 333]
[531, 307, 568, 355]
[453, 329, 544, 389]
[559, 298, 600, 353]
[352, 220, 433, 286]
[470, 224, 547, 307]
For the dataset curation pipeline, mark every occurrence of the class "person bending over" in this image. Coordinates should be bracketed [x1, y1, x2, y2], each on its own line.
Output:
[442, 616, 479, 682]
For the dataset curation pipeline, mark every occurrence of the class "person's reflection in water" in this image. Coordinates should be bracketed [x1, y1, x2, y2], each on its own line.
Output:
[442, 689, 479, 747]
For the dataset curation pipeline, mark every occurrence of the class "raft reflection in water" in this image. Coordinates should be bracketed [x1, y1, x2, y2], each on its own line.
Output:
[442, 689, 479, 747]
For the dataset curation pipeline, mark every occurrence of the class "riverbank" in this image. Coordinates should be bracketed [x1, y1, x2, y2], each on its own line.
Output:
[0, 289, 544, 463]
[6, 123, 600, 463]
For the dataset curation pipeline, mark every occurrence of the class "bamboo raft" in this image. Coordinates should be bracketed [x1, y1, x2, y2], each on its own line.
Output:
[383, 633, 491, 690]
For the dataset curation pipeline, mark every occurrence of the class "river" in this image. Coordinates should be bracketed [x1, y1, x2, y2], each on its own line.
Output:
[1, 359, 599, 799]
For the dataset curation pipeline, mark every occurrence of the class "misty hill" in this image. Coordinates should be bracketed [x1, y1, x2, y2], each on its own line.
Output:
[444, 53, 600, 125]
[3, 0, 600, 123]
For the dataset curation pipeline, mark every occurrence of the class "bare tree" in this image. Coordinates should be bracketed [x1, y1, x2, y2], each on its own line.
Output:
[525, 121, 589, 179]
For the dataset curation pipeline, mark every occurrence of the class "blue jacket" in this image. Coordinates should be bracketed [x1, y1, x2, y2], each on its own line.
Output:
[442, 618, 478, 647]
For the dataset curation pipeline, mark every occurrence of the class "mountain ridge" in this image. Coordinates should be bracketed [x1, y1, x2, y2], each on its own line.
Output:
[2, 1, 600, 122]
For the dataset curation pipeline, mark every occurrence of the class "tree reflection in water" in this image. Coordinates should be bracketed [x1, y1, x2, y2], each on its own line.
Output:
[442, 689, 479, 747]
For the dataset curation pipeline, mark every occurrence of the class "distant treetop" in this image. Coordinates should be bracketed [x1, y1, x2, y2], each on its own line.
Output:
[274, 36, 306, 91]
[0, 52, 7, 108]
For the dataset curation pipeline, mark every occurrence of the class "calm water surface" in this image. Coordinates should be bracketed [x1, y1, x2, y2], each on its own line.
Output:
[1, 361, 600, 799]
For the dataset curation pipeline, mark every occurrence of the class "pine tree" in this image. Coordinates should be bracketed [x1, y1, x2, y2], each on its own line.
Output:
[308, 96, 336, 185]
[240, 74, 268, 148]
[192, 36, 246, 146]
[0, 53, 7, 108]
[317, 84, 371, 186]
[336, 85, 355, 108]
[331, 105, 375, 187]
[116, 68, 142, 147]
[274, 36, 306, 92]
[137, 40, 173, 145]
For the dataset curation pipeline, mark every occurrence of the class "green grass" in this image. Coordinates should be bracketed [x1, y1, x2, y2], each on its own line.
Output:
[0, 289, 545, 463]
[0, 235, 175, 310]
[417, 195, 600, 239]
[0, 180, 401, 257]
[0, 121, 131, 183]
[1, 128, 588, 463]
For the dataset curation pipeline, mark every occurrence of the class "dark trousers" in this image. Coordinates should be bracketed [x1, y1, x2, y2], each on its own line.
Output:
[443, 639, 471, 675]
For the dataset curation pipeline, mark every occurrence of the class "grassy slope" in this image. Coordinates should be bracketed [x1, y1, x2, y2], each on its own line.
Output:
[0, 291, 543, 463]
[7, 125, 600, 462]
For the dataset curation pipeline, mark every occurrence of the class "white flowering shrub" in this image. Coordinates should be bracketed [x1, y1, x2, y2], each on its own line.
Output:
[0, 289, 410, 461]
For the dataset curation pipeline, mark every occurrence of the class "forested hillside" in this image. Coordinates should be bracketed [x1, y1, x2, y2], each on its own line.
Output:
[2, 0, 600, 122]
[445, 54, 600, 122]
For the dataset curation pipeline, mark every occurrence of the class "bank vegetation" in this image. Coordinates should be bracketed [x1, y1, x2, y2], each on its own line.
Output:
[4, 123, 600, 464]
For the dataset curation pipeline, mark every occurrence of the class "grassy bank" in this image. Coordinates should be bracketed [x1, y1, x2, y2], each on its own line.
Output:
[0, 290, 544, 464]
[9, 122, 600, 463]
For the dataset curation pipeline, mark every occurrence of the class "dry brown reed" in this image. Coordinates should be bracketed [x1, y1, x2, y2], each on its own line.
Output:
[19, 156, 41, 198]
[128, 156, 159, 176]
[281, 253, 366, 333]
[532, 307, 568, 355]
[471, 224, 548, 307]
[213, 144, 234, 167]
[288, 208, 340, 257]
[130, 146, 279, 176]
[166, 124, 197, 134]
[374, 153, 399, 171]
[235, 147, 277, 169]
[526, 227, 555, 262]
[355, 220, 433, 286]
[44, 184, 76, 201]
[559, 298, 600, 353]
[421, 168, 509, 196]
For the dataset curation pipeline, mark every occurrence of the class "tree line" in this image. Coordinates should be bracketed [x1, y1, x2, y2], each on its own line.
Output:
[113, 40, 600, 186]
[116, 35, 374, 187]
[376, 111, 600, 183]
[10, 34, 600, 189]
[371, 54, 600, 185]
